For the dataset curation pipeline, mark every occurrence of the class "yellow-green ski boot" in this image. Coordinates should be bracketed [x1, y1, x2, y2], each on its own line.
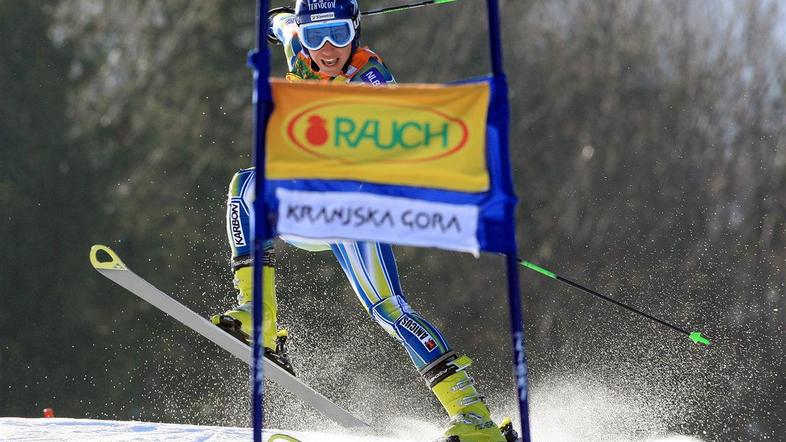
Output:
[424, 355, 510, 442]
[211, 259, 294, 375]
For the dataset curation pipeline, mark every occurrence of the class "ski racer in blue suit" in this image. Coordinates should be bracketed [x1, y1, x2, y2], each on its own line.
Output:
[212, 2, 511, 441]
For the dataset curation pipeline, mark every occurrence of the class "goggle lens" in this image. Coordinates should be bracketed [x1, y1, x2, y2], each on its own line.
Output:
[300, 20, 354, 50]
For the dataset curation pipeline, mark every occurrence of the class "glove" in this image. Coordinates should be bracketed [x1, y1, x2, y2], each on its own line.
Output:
[267, 6, 295, 45]
[285, 72, 306, 82]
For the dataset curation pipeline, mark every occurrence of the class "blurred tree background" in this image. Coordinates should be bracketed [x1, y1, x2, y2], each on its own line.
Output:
[1, 0, 784, 440]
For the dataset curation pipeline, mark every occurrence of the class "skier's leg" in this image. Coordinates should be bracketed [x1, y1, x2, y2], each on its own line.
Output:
[211, 168, 279, 351]
[330, 241, 507, 441]
[329, 241, 451, 369]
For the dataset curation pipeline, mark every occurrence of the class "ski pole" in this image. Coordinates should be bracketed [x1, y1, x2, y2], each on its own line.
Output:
[361, 0, 459, 17]
[518, 259, 711, 346]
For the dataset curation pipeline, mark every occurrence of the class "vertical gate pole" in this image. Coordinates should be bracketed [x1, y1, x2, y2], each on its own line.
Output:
[250, 0, 272, 441]
[486, 1, 533, 440]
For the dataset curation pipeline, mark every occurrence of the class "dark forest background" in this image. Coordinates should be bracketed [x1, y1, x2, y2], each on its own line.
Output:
[1, 1, 784, 440]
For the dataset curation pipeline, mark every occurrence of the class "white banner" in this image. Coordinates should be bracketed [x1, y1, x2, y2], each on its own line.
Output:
[276, 188, 480, 255]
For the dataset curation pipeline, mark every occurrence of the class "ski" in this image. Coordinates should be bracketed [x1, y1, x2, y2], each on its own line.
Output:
[89, 244, 368, 429]
[268, 434, 303, 442]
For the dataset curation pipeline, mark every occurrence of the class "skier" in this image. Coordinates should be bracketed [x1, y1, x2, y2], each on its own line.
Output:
[212, 1, 513, 441]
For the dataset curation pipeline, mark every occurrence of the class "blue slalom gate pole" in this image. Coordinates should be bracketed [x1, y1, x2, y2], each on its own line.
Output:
[486, 1, 533, 440]
[250, 0, 272, 441]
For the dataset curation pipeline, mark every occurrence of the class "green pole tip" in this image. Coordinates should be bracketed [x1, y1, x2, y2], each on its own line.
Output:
[519, 260, 557, 279]
[689, 331, 710, 346]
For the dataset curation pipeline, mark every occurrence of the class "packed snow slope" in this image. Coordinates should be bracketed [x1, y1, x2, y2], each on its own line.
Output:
[0, 418, 405, 442]
[0, 417, 706, 442]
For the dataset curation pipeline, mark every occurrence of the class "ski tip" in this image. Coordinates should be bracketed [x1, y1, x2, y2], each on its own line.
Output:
[268, 434, 303, 442]
[89, 244, 127, 271]
[689, 331, 710, 346]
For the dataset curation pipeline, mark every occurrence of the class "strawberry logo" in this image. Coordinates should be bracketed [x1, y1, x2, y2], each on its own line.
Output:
[305, 115, 329, 146]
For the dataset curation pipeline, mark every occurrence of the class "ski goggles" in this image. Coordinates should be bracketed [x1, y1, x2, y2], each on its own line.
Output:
[298, 19, 356, 51]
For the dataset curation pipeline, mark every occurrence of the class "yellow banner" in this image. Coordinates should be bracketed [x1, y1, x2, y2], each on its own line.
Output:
[266, 79, 490, 192]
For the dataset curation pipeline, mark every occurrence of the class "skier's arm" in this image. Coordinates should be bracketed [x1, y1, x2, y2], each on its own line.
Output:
[268, 11, 301, 72]
[351, 59, 397, 86]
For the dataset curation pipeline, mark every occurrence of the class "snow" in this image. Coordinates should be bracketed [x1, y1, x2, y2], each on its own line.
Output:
[0, 371, 710, 442]
[0, 417, 706, 442]
[0, 418, 409, 442]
